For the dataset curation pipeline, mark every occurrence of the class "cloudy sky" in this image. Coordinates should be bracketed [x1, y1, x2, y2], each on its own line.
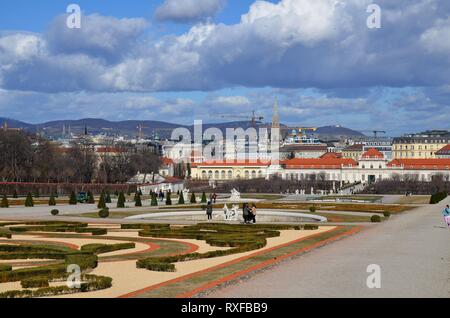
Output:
[0, 0, 449, 135]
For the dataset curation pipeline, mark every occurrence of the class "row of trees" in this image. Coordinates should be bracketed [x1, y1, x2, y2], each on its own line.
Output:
[0, 130, 161, 184]
[362, 174, 450, 195]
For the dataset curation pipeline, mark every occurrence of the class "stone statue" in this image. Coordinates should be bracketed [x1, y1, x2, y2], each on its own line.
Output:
[182, 189, 190, 202]
[229, 188, 241, 201]
[222, 204, 239, 221]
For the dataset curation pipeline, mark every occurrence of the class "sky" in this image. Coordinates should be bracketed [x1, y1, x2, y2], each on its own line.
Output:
[0, 0, 449, 136]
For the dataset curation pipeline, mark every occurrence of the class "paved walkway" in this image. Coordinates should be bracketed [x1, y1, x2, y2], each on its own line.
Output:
[207, 198, 450, 298]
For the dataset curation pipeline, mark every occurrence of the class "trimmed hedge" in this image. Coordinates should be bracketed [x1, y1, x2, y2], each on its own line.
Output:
[51, 209, 59, 216]
[21, 277, 49, 289]
[80, 243, 135, 255]
[75, 228, 108, 236]
[383, 211, 391, 218]
[0, 274, 112, 298]
[0, 232, 12, 239]
[371, 215, 382, 223]
[98, 208, 110, 219]
[136, 223, 311, 272]
[430, 192, 448, 204]
[0, 264, 12, 272]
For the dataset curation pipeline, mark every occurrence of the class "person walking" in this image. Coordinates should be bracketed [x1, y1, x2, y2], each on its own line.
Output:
[159, 190, 165, 202]
[250, 203, 257, 224]
[443, 205, 450, 227]
[242, 203, 250, 224]
[212, 193, 217, 204]
[206, 201, 213, 221]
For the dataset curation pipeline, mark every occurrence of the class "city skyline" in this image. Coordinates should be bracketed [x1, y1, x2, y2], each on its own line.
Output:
[0, 0, 449, 135]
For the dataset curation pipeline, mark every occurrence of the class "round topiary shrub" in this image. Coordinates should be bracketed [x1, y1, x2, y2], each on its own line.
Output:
[383, 211, 391, 218]
[309, 206, 316, 213]
[371, 215, 382, 223]
[98, 208, 110, 219]
[50, 209, 59, 216]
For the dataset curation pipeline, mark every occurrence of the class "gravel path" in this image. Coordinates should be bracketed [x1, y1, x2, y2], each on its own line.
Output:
[207, 198, 450, 298]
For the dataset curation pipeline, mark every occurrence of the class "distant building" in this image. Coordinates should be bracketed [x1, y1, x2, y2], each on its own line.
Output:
[342, 144, 364, 161]
[279, 144, 328, 159]
[436, 145, 450, 159]
[393, 134, 450, 159]
[191, 160, 271, 181]
[159, 157, 175, 177]
[128, 173, 184, 194]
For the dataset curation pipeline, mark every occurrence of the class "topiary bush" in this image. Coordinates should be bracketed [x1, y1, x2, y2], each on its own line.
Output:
[201, 192, 207, 203]
[117, 192, 125, 208]
[371, 215, 382, 223]
[309, 206, 316, 213]
[135, 193, 142, 207]
[178, 193, 185, 205]
[151, 193, 158, 206]
[105, 192, 112, 204]
[166, 192, 172, 205]
[88, 191, 95, 204]
[25, 193, 34, 207]
[69, 192, 77, 205]
[50, 209, 59, 216]
[1, 194, 9, 208]
[98, 208, 110, 219]
[190, 192, 197, 204]
[383, 211, 391, 218]
[97, 192, 106, 209]
[48, 194, 56, 206]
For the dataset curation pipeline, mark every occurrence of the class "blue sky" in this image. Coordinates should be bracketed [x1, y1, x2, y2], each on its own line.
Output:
[0, 0, 449, 136]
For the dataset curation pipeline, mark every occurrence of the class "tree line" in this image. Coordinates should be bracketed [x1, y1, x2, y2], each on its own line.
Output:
[0, 130, 161, 184]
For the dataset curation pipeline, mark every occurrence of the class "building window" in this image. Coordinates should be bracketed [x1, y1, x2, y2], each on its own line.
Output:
[221, 170, 226, 179]
[228, 170, 233, 179]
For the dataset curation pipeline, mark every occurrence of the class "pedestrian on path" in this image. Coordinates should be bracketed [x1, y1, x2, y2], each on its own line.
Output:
[442, 205, 450, 227]
[206, 201, 213, 221]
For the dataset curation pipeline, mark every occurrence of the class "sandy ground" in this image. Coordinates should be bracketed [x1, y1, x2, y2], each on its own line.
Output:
[54, 226, 335, 298]
[0, 226, 335, 298]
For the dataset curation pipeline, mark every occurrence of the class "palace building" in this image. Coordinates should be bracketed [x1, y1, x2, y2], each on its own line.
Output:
[190, 148, 450, 183]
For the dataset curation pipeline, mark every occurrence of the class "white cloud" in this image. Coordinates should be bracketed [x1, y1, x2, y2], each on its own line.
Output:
[155, 0, 225, 23]
[420, 17, 450, 54]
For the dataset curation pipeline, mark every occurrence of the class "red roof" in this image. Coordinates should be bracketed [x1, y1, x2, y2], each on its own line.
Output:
[282, 158, 357, 170]
[161, 157, 174, 165]
[388, 159, 450, 170]
[191, 160, 272, 167]
[436, 145, 450, 156]
[361, 148, 384, 159]
[320, 152, 343, 159]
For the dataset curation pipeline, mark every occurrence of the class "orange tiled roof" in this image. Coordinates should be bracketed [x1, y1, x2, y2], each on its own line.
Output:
[388, 159, 450, 170]
[361, 148, 384, 159]
[161, 157, 174, 165]
[282, 158, 358, 169]
[320, 152, 343, 159]
[436, 144, 450, 156]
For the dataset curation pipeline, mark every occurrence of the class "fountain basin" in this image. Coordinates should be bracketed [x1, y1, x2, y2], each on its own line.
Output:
[125, 210, 327, 223]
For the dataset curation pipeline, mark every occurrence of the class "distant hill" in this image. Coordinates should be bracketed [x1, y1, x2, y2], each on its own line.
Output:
[315, 125, 365, 139]
[0, 118, 365, 139]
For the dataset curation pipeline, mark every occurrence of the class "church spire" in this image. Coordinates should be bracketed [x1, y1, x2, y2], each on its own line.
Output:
[272, 97, 280, 129]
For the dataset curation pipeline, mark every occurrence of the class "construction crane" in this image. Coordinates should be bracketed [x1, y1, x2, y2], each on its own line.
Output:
[360, 130, 387, 138]
[220, 110, 264, 128]
[137, 124, 149, 140]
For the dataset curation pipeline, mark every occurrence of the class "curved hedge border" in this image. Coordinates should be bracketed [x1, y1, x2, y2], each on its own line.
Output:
[1, 274, 112, 298]
[136, 223, 319, 272]
[0, 233, 118, 298]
